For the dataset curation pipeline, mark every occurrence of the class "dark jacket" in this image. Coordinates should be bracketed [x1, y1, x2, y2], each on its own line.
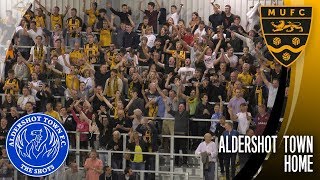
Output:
[195, 102, 214, 120]
[96, 115, 112, 148]
[123, 32, 140, 49]
[127, 98, 145, 117]
[110, 8, 132, 24]
[107, 138, 123, 159]
[136, 123, 158, 152]
[168, 110, 190, 135]
[99, 171, 117, 180]
[36, 90, 54, 111]
[127, 139, 148, 162]
[62, 115, 77, 131]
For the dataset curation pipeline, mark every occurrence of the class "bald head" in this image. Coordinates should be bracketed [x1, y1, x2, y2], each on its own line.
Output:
[204, 133, 212, 143]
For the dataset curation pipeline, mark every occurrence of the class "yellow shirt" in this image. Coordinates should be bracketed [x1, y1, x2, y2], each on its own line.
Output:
[100, 29, 112, 47]
[188, 97, 199, 116]
[35, 15, 46, 28]
[4, 78, 19, 95]
[45, 110, 61, 122]
[51, 48, 65, 57]
[69, 50, 84, 65]
[50, 14, 63, 30]
[66, 17, 82, 38]
[84, 43, 99, 63]
[237, 73, 253, 86]
[85, 9, 99, 27]
[133, 145, 143, 163]
[168, 50, 186, 67]
[64, 74, 80, 90]
[106, 51, 116, 68]
[26, 63, 44, 74]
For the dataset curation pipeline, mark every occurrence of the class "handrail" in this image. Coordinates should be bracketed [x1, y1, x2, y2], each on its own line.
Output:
[67, 131, 211, 179]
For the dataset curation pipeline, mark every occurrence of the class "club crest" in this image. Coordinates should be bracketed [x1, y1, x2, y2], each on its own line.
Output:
[6, 113, 69, 177]
[260, 7, 312, 67]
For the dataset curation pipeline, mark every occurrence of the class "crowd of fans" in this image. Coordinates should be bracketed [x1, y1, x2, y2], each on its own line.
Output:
[0, 0, 289, 179]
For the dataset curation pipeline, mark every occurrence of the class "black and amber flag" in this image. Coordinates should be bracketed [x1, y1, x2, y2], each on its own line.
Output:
[260, 7, 312, 67]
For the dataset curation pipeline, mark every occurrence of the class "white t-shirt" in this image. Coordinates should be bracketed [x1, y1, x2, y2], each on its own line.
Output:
[30, 45, 47, 61]
[212, 33, 227, 40]
[267, 84, 278, 108]
[194, 28, 207, 37]
[17, 95, 35, 110]
[29, 80, 42, 101]
[57, 54, 71, 74]
[204, 52, 217, 69]
[79, 76, 94, 90]
[178, 67, 195, 81]
[144, 34, 156, 48]
[226, 54, 238, 68]
[167, 12, 179, 25]
[237, 112, 252, 134]
[164, 97, 179, 118]
[125, 53, 138, 66]
[27, 28, 45, 44]
[16, 26, 23, 33]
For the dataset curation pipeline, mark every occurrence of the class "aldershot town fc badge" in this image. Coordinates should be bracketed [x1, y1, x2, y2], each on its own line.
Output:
[260, 7, 312, 67]
[6, 113, 69, 177]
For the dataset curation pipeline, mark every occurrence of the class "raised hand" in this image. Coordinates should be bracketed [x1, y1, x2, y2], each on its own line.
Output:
[65, 5, 71, 12]
[106, 2, 112, 8]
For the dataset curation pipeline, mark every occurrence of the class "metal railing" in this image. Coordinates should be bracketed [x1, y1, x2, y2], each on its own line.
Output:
[66, 130, 221, 180]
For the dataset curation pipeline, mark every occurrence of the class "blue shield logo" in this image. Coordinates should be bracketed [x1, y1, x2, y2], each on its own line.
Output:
[6, 113, 69, 177]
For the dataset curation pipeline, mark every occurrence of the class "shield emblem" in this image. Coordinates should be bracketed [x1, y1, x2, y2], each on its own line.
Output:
[260, 7, 312, 67]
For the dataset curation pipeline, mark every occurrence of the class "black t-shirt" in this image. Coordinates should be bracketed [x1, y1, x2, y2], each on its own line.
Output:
[91, 95, 108, 112]
[111, 118, 132, 133]
[0, 127, 8, 146]
[229, 24, 245, 35]
[164, 65, 175, 75]
[95, 71, 110, 88]
[137, 46, 151, 66]
[270, 69, 281, 81]
[156, 34, 170, 48]
[221, 12, 235, 30]
[144, 10, 159, 33]
[62, 115, 77, 131]
[209, 13, 224, 32]
[151, 46, 164, 59]
[195, 60, 206, 74]
[128, 80, 143, 98]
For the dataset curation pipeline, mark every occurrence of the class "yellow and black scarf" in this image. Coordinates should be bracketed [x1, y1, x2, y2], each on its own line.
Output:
[34, 45, 44, 60]
[106, 77, 119, 97]
[255, 86, 263, 106]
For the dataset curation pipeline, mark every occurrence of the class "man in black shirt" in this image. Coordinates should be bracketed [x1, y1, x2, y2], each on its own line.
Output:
[111, 110, 132, 134]
[126, 88, 145, 118]
[139, 0, 161, 33]
[208, 73, 227, 102]
[6, 107, 19, 129]
[166, 101, 190, 166]
[228, 15, 245, 36]
[107, 131, 123, 171]
[209, 4, 224, 32]
[123, 24, 140, 50]
[94, 64, 110, 88]
[221, 5, 235, 30]
[194, 93, 213, 136]
[89, 85, 107, 112]
[107, 2, 132, 24]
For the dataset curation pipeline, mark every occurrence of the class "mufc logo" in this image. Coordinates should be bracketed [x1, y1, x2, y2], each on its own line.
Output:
[260, 7, 312, 67]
